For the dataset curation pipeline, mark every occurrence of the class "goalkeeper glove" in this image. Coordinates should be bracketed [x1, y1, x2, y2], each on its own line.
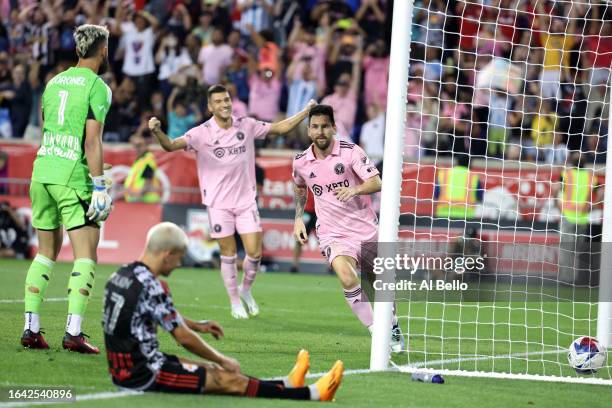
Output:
[87, 175, 113, 222]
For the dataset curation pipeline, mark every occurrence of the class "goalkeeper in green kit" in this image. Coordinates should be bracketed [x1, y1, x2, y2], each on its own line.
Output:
[20, 25, 113, 354]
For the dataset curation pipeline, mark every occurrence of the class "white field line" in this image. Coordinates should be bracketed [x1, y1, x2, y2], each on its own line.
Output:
[0, 350, 609, 407]
[0, 298, 67, 304]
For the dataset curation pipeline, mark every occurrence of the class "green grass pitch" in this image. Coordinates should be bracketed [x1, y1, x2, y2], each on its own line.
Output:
[0, 259, 610, 407]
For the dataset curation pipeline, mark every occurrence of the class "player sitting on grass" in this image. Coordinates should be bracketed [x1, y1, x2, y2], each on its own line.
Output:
[102, 222, 344, 401]
[292, 105, 404, 352]
[21, 24, 113, 354]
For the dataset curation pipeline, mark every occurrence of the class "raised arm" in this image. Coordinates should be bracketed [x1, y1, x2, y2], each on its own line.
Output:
[269, 99, 317, 135]
[149, 117, 187, 152]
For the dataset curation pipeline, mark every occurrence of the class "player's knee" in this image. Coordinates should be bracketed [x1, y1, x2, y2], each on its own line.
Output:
[246, 250, 261, 260]
[335, 267, 359, 288]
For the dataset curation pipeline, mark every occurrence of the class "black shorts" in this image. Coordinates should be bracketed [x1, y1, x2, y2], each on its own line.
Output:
[146, 354, 207, 394]
[304, 210, 317, 236]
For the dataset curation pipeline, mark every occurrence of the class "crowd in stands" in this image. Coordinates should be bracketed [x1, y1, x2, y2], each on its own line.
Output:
[0, 0, 610, 164]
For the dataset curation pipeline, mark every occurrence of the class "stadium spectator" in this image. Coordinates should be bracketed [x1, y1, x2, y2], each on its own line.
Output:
[1, 63, 33, 138]
[434, 154, 483, 220]
[155, 33, 193, 99]
[114, 8, 159, 109]
[542, 131, 569, 165]
[166, 86, 202, 140]
[192, 11, 215, 46]
[223, 52, 250, 103]
[287, 20, 326, 96]
[247, 52, 281, 123]
[198, 27, 233, 86]
[237, 0, 275, 37]
[286, 57, 318, 148]
[530, 100, 558, 161]
[362, 38, 389, 111]
[355, 0, 386, 40]
[359, 103, 385, 161]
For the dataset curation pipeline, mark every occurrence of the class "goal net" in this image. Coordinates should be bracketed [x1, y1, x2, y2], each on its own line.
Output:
[370, 0, 612, 384]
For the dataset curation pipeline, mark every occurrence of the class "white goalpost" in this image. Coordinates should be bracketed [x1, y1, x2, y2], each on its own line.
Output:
[372, 0, 612, 385]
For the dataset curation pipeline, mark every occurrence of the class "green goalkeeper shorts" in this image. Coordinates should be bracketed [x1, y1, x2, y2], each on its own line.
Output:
[30, 181, 96, 231]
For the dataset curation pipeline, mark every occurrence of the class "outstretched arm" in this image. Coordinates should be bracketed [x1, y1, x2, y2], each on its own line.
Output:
[269, 99, 317, 135]
[334, 175, 382, 202]
[149, 117, 187, 152]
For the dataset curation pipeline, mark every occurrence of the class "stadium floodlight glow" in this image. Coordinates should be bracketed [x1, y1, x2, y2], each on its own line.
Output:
[373, 0, 612, 384]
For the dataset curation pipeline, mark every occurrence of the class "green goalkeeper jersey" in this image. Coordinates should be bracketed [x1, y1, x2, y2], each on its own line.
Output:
[32, 67, 112, 190]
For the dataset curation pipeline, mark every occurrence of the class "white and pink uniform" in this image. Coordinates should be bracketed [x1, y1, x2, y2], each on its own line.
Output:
[292, 140, 379, 264]
[179, 116, 271, 238]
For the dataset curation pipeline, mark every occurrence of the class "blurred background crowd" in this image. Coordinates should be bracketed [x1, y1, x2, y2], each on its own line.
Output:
[0, 0, 610, 164]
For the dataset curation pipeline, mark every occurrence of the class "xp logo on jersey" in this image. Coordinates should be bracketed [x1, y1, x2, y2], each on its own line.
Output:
[312, 184, 323, 196]
[334, 163, 345, 175]
[214, 148, 225, 158]
[326, 179, 349, 192]
[236, 131, 245, 141]
[213, 224, 222, 233]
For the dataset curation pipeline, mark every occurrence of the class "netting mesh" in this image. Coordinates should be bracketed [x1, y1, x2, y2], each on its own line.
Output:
[392, 0, 612, 380]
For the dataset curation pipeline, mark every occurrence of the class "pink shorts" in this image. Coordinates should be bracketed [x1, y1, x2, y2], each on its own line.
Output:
[318, 237, 375, 267]
[207, 202, 262, 239]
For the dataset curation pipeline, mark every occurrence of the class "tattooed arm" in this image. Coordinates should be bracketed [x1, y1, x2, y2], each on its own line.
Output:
[293, 184, 308, 245]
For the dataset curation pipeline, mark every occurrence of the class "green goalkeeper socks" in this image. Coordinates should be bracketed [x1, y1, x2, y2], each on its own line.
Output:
[67, 258, 96, 316]
[24, 254, 55, 314]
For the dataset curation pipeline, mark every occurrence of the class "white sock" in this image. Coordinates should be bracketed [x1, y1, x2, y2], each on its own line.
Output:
[282, 377, 292, 387]
[66, 314, 82, 336]
[24, 312, 40, 333]
[308, 384, 320, 401]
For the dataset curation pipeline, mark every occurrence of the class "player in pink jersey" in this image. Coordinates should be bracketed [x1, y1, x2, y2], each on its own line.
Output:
[149, 84, 316, 319]
[292, 105, 403, 352]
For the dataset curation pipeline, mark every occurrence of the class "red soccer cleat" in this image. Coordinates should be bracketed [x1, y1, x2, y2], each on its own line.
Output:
[21, 329, 50, 349]
[62, 332, 100, 354]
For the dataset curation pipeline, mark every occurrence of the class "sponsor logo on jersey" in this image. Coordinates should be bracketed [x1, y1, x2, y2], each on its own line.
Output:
[334, 163, 345, 175]
[312, 184, 323, 196]
[326, 179, 350, 192]
[227, 145, 246, 155]
[236, 131, 245, 141]
[309, 172, 316, 178]
[214, 148, 225, 158]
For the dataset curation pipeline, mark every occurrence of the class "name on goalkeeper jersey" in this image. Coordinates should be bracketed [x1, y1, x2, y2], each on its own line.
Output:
[49, 76, 86, 86]
[372, 254, 485, 275]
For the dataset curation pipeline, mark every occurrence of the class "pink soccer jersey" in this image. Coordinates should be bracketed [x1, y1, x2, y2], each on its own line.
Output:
[292, 140, 380, 241]
[179, 116, 271, 209]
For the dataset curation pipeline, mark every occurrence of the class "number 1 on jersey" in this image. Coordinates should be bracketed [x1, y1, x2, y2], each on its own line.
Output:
[58, 90, 69, 125]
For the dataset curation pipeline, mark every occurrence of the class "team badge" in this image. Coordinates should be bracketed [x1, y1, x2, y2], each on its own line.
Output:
[213, 224, 222, 233]
[214, 148, 225, 158]
[236, 131, 245, 141]
[312, 184, 323, 196]
[334, 163, 345, 175]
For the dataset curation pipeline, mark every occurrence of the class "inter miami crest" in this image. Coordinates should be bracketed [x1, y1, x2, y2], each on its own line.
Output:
[236, 131, 245, 141]
[312, 184, 323, 196]
[214, 148, 225, 158]
[334, 163, 345, 175]
[213, 224, 222, 233]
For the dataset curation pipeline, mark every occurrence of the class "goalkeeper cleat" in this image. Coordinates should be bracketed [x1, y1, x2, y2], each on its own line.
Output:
[238, 286, 260, 316]
[314, 360, 343, 402]
[391, 324, 406, 353]
[21, 329, 50, 350]
[287, 349, 310, 387]
[62, 332, 100, 354]
[231, 303, 249, 319]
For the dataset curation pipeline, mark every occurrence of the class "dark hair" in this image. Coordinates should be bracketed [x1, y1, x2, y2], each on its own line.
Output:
[207, 84, 228, 101]
[308, 104, 335, 126]
[456, 153, 470, 168]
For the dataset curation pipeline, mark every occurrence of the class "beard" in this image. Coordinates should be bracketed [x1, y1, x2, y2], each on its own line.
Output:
[314, 136, 332, 150]
[98, 55, 109, 75]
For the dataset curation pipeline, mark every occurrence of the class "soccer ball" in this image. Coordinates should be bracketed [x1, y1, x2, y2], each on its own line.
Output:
[567, 336, 607, 374]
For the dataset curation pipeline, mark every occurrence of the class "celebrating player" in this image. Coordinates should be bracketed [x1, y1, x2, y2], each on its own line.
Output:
[149, 84, 316, 319]
[102, 222, 343, 401]
[20, 25, 113, 353]
[292, 105, 404, 351]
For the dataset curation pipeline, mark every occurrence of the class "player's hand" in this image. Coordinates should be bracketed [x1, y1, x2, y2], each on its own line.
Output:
[306, 99, 317, 111]
[334, 186, 358, 202]
[219, 355, 241, 373]
[87, 175, 113, 222]
[294, 218, 308, 245]
[148, 117, 161, 133]
[195, 320, 224, 339]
